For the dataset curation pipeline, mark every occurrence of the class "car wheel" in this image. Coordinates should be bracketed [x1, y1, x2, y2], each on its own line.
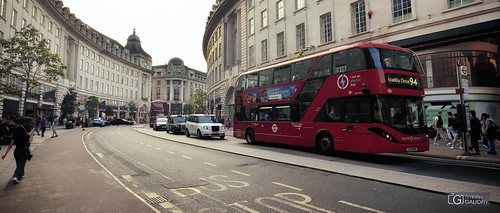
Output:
[197, 130, 203, 139]
[245, 128, 255, 144]
[185, 128, 190, 137]
[220, 136, 225, 139]
[166, 128, 169, 133]
[316, 132, 334, 155]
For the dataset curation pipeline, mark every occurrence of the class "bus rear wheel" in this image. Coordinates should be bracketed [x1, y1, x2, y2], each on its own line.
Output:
[316, 133, 334, 154]
[245, 129, 255, 144]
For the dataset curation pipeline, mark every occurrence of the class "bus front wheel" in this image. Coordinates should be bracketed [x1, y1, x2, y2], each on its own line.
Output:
[316, 133, 334, 154]
[246, 129, 255, 144]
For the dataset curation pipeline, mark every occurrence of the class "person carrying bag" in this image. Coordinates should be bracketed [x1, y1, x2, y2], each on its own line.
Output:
[1, 125, 33, 183]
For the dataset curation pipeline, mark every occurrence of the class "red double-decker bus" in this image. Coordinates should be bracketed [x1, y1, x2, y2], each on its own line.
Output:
[150, 100, 168, 127]
[233, 42, 428, 154]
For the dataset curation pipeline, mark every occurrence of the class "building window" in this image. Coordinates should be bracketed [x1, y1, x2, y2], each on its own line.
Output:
[261, 10, 268, 28]
[261, 39, 268, 62]
[393, 0, 412, 23]
[277, 32, 285, 57]
[23, 0, 28, 9]
[276, 0, 285, 20]
[32, 6, 37, 18]
[48, 22, 53, 32]
[295, 0, 305, 10]
[21, 19, 26, 28]
[320, 13, 333, 44]
[40, 14, 45, 26]
[351, 1, 366, 34]
[296, 23, 305, 51]
[249, 18, 254, 35]
[249, 45, 255, 67]
[248, 0, 253, 8]
[449, 0, 474, 8]
[1, 0, 7, 18]
[11, 10, 17, 28]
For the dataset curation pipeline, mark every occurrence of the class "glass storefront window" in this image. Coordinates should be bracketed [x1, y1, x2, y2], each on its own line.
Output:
[419, 50, 499, 88]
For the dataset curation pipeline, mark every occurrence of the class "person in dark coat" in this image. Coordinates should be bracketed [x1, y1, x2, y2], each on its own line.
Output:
[469, 110, 481, 155]
[1, 125, 33, 183]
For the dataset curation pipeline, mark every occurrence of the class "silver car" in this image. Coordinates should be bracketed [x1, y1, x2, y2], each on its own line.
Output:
[153, 117, 168, 131]
[185, 114, 225, 139]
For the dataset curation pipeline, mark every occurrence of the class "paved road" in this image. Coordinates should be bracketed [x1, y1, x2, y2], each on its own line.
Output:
[84, 126, 499, 212]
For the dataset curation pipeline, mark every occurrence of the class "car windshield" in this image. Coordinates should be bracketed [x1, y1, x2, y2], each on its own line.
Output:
[197, 116, 219, 123]
[173, 117, 186, 123]
[157, 118, 167, 122]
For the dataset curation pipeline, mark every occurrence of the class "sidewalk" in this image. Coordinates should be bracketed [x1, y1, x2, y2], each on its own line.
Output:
[409, 138, 500, 164]
[0, 126, 153, 213]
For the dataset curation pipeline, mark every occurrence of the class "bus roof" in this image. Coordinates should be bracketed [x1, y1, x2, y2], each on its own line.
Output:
[236, 42, 411, 80]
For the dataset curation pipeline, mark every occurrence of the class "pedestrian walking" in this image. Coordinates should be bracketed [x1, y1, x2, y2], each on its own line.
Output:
[446, 112, 457, 145]
[450, 113, 464, 149]
[226, 117, 231, 130]
[469, 110, 481, 155]
[480, 113, 489, 149]
[484, 114, 498, 155]
[52, 116, 59, 138]
[1, 125, 33, 183]
[40, 116, 47, 137]
[34, 116, 40, 136]
[433, 111, 448, 145]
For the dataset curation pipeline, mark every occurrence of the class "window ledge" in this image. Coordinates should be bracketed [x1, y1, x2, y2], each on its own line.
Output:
[275, 17, 286, 24]
[388, 17, 417, 28]
[259, 26, 269, 32]
[293, 7, 307, 16]
[318, 40, 335, 48]
[348, 31, 370, 39]
[442, 1, 482, 13]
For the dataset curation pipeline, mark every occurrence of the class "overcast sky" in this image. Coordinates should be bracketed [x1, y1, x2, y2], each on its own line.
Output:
[62, 0, 216, 72]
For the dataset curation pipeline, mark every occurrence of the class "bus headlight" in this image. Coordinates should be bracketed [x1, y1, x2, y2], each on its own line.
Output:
[368, 128, 398, 143]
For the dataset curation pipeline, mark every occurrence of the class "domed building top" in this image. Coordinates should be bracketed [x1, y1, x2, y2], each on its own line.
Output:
[125, 29, 151, 58]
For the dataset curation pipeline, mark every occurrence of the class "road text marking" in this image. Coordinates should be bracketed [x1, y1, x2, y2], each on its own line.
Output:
[339, 200, 385, 213]
[272, 182, 303, 191]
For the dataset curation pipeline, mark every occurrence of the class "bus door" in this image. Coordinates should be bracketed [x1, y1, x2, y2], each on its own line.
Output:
[267, 105, 303, 145]
[340, 97, 374, 152]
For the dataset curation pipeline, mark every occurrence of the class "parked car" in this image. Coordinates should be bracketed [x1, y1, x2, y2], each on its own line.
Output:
[110, 118, 133, 125]
[153, 117, 168, 131]
[127, 118, 137, 125]
[185, 114, 225, 139]
[89, 117, 106, 127]
[166, 115, 186, 134]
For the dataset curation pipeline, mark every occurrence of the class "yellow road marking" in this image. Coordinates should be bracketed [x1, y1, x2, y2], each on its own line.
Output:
[96, 153, 104, 158]
[182, 156, 192, 160]
[272, 182, 303, 191]
[231, 170, 251, 177]
[203, 162, 217, 167]
[147, 145, 152, 147]
[167, 151, 175, 154]
[146, 192, 160, 198]
[155, 148, 162, 150]
[339, 200, 385, 213]
[122, 175, 133, 182]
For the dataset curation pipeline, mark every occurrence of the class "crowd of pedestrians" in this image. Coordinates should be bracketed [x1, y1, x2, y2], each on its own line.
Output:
[432, 109, 499, 155]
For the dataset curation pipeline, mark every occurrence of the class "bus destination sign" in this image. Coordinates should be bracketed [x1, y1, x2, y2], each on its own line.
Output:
[385, 73, 422, 90]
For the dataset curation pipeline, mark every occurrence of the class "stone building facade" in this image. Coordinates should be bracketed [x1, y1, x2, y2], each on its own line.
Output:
[203, 0, 500, 121]
[152, 58, 207, 115]
[0, 0, 153, 120]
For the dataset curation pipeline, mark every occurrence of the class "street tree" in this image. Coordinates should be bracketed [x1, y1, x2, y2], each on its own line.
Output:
[85, 96, 100, 118]
[191, 89, 208, 114]
[128, 101, 137, 114]
[0, 25, 66, 115]
[60, 87, 78, 118]
[183, 103, 194, 115]
[105, 106, 114, 118]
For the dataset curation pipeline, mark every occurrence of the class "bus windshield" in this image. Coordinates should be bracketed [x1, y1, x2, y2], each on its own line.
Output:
[369, 48, 419, 73]
[376, 95, 426, 134]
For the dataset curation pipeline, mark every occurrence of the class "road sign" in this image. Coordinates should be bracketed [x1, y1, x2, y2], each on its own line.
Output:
[459, 66, 469, 95]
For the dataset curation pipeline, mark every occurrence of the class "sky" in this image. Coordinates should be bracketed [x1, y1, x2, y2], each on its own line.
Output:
[62, 0, 216, 72]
